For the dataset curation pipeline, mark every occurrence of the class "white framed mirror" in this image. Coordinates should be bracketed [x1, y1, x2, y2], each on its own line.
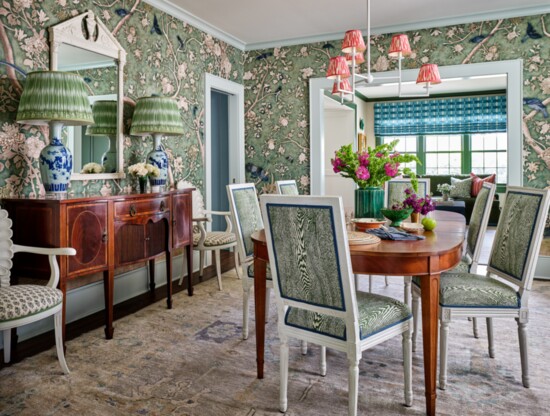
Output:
[49, 10, 126, 180]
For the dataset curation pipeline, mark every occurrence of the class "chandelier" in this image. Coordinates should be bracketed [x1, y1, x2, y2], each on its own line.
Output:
[327, 0, 441, 102]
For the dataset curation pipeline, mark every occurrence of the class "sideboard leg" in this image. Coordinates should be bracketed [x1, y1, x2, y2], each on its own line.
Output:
[148, 259, 156, 293]
[103, 269, 114, 339]
[166, 250, 173, 309]
[185, 245, 193, 296]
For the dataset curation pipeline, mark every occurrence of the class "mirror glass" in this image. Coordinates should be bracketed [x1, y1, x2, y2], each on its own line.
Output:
[58, 44, 119, 175]
[50, 11, 125, 180]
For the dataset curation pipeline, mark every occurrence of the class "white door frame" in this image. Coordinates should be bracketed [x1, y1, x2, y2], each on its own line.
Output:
[204, 73, 245, 213]
[310, 59, 524, 196]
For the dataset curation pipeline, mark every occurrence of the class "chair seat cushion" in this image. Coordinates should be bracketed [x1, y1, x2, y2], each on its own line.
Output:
[193, 231, 236, 247]
[439, 273, 520, 308]
[285, 292, 411, 341]
[247, 263, 272, 280]
[412, 255, 471, 286]
[0, 285, 62, 322]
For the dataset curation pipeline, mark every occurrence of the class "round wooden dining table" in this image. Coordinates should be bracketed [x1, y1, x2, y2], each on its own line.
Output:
[251, 210, 466, 416]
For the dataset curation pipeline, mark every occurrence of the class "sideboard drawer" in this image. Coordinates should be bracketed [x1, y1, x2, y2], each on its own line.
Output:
[114, 196, 170, 220]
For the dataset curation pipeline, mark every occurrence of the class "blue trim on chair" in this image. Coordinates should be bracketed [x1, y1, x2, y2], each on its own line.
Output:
[266, 202, 346, 312]
[489, 191, 543, 282]
[440, 291, 521, 309]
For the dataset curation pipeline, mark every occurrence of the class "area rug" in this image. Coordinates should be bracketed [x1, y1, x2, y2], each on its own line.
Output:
[1, 271, 549, 416]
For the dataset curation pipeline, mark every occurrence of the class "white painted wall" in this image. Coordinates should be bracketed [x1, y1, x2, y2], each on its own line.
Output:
[324, 107, 356, 213]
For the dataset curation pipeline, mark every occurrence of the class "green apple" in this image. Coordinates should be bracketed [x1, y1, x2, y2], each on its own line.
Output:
[422, 217, 437, 231]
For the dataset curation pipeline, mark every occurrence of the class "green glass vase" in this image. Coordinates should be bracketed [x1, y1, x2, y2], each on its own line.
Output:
[355, 187, 384, 219]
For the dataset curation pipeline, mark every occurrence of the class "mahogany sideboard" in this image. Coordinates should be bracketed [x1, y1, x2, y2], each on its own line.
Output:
[1, 188, 194, 341]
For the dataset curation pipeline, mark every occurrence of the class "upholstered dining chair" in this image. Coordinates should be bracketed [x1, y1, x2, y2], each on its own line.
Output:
[411, 182, 497, 350]
[436, 186, 550, 390]
[178, 187, 238, 291]
[261, 194, 413, 416]
[275, 180, 299, 195]
[0, 209, 76, 374]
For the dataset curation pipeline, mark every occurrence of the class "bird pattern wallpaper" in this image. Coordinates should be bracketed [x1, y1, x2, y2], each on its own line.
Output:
[0, 3, 548, 233]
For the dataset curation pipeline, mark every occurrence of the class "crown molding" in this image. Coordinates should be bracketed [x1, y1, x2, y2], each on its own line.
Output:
[144, 1, 549, 53]
[143, 0, 246, 51]
[245, 5, 550, 51]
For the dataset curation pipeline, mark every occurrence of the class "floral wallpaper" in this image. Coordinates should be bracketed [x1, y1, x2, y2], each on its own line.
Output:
[0, 0, 242, 198]
[243, 14, 550, 197]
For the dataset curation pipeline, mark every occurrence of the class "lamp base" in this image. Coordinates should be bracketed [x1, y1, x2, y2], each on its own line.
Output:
[39, 132, 73, 194]
[147, 144, 168, 189]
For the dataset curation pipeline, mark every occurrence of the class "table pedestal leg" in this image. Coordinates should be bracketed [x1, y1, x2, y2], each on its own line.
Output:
[420, 272, 440, 416]
[254, 256, 267, 379]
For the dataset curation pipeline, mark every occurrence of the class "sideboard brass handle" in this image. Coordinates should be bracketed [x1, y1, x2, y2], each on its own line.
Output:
[102, 231, 108, 243]
[129, 204, 137, 217]
[159, 201, 166, 212]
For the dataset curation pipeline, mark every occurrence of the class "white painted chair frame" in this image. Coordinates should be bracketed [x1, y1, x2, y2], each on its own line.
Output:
[411, 182, 497, 351]
[182, 210, 239, 291]
[0, 210, 76, 374]
[275, 180, 299, 195]
[437, 186, 550, 390]
[226, 183, 272, 340]
[260, 194, 412, 416]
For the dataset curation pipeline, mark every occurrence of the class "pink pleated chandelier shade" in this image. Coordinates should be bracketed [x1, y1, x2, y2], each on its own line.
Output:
[388, 34, 412, 58]
[332, 78, 353, 96]
[326, 56, 351, 79]
[345, 52, 365, 66]
[416, 63, 442, 85]
[342, 29, 366, 53]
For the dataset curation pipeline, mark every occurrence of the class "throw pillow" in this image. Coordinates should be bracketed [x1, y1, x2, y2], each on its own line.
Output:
[450, 177, 473, 198]
[470, 173, 496, 196]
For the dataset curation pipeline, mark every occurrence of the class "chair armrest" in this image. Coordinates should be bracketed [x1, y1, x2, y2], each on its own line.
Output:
[13, 245, 76, 257]
[204, 210, 231, 216]
[12, 244, 76, 288]
[199, 211, 233, 232]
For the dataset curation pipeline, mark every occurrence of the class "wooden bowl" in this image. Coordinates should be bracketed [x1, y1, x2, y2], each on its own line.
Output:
[352, 218, 386, 231]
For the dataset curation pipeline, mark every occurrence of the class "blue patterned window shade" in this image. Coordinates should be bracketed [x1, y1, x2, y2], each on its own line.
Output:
[374, 95, 507, 136]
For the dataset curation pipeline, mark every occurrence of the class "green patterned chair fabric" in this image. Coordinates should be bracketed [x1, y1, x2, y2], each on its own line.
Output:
[466, 185, 492, 259]
[193, 231, 236, 247]
[231, 187, 264, 258]
[279, 183, 298, 195]
[386, 179, 429, 208]
[266, 204, 345, 310]
[247, 263, 272, 280]
[488, 191, 544, 282]
[285, 291, 411, 340]
[439, 273, 520, 308]
[0, 285, 63, 322]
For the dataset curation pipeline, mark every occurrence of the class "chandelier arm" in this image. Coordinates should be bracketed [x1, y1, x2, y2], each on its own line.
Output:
[366, 0, 371, 83]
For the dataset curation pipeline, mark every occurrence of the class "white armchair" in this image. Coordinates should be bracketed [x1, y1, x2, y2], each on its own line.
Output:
[0, 209, 76, 374]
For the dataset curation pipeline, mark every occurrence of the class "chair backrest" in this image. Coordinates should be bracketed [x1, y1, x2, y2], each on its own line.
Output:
[466, 183, 497, 266]
[0, 209, 14, 288]
[227, 183, 264, 263]
[276, 180, 299, 195]
[385, 178, 430, 208]
[487, 186, 550, 291]
[260, 195, 359, 342]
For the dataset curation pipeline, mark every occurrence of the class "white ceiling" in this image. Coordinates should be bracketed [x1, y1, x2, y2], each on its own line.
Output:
[147, 0, 550, 50]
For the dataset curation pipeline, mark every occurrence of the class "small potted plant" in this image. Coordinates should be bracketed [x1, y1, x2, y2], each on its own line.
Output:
[437, 183, 454, 201]
[81, 162, 104, 174]
[402, 188, 435, 223]
[128, 162, 160, 193]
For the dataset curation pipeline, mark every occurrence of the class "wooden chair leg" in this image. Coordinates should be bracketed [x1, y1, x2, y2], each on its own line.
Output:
[320, 345, 327, 376]
[439, 318, 450, 390]
[517, 317, 530, 388]
[487, 317, 495, 358]
[280, 335, 289, 412]
[411, 290, 420, 353]
[348, 354, 360, 416]
[3, 329, 11, 363]
[214, 249, 222, 290]
[403, 326, 413, 407]
[54, 311, 69, 374]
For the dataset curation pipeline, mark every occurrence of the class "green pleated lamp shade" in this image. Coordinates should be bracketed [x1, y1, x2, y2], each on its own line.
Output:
[86, 101, 117, 136]
[16, 71, 94, 126]
[130, 96, 184, 136]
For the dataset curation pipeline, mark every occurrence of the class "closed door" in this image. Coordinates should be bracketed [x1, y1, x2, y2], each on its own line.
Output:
[211, 90, 230, 231]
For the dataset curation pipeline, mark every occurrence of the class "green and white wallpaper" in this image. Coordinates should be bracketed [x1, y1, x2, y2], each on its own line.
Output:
[0, 0, 242, 197]
[0, 2, 548, 211]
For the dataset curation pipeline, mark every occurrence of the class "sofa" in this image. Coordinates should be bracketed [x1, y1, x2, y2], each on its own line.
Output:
[419, 174, 501, 226]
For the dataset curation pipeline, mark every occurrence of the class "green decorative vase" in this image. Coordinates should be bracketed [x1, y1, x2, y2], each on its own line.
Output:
[355, 187, 385, 219]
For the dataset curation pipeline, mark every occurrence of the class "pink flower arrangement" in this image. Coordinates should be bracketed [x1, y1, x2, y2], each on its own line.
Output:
[330, 140, 420, 189]
[397, 188, 435, 215]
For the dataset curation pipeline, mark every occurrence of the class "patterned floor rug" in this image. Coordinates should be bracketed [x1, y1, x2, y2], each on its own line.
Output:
[1, 270, 549, 416]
